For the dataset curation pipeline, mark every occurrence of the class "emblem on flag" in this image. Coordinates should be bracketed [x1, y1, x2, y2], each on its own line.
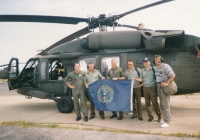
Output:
[97, 85, 114, 105]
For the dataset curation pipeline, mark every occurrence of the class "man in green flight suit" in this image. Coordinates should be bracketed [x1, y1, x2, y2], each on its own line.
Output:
[84, 62, 105, 120]
[65, 63, 88, 122]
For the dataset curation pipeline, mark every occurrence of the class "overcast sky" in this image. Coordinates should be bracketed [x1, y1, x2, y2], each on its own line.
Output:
[0, 0, 200, 69]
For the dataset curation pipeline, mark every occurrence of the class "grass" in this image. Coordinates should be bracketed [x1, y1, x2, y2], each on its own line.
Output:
[170, 132, 200, 138]
[1, 121, 200, 138]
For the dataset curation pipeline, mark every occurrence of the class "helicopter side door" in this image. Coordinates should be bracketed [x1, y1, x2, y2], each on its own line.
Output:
[48, 59, 65, 96]
[37, 58, 64, 96]
[8, 57, 19, 90]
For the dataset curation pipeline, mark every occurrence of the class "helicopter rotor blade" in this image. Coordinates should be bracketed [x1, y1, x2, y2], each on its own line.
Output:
[118, 0, 173, 19]
[38, 26, 91, 55]
[0, 15, 88, 25]
[0, 64, 8, 67]
[0, 1, 174, 56]
[0, 1, 174, 27]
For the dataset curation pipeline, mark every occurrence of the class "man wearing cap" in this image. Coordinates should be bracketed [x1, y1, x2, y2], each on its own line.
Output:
[134, 58, 162, 122]
[107, 59, 126, 120]
[154, 55, 175, 128]
[125, 60, 143, 121]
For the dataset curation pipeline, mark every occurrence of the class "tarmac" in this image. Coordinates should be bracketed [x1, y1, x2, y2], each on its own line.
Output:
[0, 82, 200, 139]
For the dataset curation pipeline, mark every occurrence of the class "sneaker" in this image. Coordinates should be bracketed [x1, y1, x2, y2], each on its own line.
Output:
[110, 114, 117, 118]
[84, 116, 88, 122]
[76, 116, 81, 121]
[118, 116, 124, 120]
[161, 123, 169, 128]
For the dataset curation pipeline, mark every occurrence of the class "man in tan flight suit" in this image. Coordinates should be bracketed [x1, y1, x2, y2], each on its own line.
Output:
[84, 62, 105, 120]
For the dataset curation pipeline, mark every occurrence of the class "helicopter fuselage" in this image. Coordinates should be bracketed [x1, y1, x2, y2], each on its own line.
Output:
[7, 30, 200, 113]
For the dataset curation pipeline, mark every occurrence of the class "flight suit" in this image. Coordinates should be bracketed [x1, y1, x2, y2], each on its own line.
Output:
[107, 67, 125, 117]
[84, 70, 105, 118]
[65, 71, 88, 117]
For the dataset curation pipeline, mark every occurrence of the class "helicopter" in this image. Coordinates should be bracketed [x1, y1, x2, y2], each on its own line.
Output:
[0, 0, 200, 113]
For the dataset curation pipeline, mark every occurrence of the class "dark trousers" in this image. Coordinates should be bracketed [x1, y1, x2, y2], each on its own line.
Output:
[143, 86, 162, 120]
[132, 88, 143, 118]
[88, 90, 104, 117]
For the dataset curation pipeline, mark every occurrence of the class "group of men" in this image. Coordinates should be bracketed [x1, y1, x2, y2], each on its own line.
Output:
[65, 55, 175, 128]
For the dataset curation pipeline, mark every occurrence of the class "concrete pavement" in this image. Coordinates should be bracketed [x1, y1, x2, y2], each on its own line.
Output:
[0, 82, 200, 138]
[0, 125, 198, 140]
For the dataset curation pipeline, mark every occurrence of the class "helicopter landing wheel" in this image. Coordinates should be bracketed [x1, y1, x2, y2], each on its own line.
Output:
[57, 96, 74, 113]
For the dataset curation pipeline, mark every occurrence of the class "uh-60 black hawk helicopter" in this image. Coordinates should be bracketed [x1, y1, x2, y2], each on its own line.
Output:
[0, 0, 200, 113]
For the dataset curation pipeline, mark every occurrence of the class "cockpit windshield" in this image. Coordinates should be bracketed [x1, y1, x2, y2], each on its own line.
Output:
[20, 59, 39, 76]
[25, 59, 39, 69]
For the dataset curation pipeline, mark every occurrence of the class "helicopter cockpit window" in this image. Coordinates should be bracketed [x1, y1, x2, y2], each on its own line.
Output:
[26, 61, 35, 68]
[79, 58, 96, 72]
[49, 60, 64, 80]
[101, 56, 120, 77]
[24, 59, 39, 69]
[19, 59, 39, 87]
[21, 59, 39, 76]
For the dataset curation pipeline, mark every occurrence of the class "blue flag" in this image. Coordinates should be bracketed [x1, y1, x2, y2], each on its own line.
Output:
[88, 80, 133, 112]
